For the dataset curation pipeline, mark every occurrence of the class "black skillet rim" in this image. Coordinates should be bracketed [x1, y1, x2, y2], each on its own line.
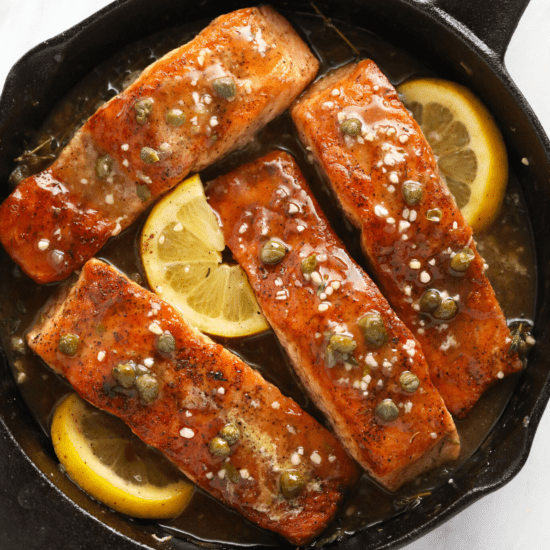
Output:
[0, 1, 549, 549]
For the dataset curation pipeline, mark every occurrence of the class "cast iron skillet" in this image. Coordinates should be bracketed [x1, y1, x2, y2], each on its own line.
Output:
[0, 0, 549, 548]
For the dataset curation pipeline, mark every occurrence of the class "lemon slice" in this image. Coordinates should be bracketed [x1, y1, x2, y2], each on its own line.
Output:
[398, 78, 508, 232]
[51, 393, 193, 519]
[141, 174, 269, 337]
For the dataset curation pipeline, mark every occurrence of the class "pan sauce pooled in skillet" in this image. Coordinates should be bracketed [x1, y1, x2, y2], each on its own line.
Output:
[0, 9, 537, 549]
[206, 151, 460, 491]
[0, 6, 318, 284]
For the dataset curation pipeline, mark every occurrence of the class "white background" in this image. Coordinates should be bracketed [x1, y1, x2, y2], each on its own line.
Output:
[0, 0, 549, 549]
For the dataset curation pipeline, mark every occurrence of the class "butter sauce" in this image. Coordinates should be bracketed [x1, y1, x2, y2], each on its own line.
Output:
[0, 12, 536, 549]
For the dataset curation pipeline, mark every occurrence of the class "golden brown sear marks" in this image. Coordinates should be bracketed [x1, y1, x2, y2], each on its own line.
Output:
[0, 7, 318, 284]
[206, 151, 459, 491]
[27, 259, 358, 545]
[290, 60, 522, 418]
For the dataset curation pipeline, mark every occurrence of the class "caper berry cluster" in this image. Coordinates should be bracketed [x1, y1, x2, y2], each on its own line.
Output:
[112, 360, 160, 404]
[419, 289, 458, 320]
[208, 423, 241, 459]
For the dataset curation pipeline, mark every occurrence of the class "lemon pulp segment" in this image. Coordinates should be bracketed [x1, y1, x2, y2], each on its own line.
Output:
[398, 78, 508, 232]
[140, 174, 269, 337]
[51, 393, 194, 519]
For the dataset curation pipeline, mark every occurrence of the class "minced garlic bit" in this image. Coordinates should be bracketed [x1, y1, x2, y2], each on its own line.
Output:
[318, 303, 329, 312]
[121, 143, 129, 151]
[419, 271, 431, 283]
[97, 351, 106, 362]
[310, 451, 322, 465]
[38, 239, 50, 251]
[374, 204, 389, 217]
[180, 427, 195, 439]
[497, 371, 504, 379]
[80, 178, 88, 184]
[271, 401, 280, 409]
[217, 387, 225, 395]
[105, 194, 114, 204]
[173, 222, 183, 232]
[430, 432, 437, 439]
[409, 259, 421, 270]
[328, 455, 337, 463]
[143, 357, 154, 368]
[296, 224, 306, 233]
[291, 453, 301, 465]
[240, 469, 250, 479]
[389, 173, 399, 184]
[148, 322, 163, 335]
[205, 472, 214, 480]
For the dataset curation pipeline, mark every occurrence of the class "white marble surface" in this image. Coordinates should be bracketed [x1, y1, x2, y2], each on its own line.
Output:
[0, 1, 548, 549]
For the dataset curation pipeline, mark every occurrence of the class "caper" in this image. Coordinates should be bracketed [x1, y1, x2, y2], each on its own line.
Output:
[280, 471, 306, 499]
[222, 463, 240, 483]
[112, 362, 136, 389]
[136, 183, 151, 202]
[166, 108, 186, 126]
[433, 297, 458, 320]
[400, 371, 420, 393]
[329, 334, 357, 354]
[260, 240, 287, 265]
[95, 155, 113, 179]
[358, 312, 388, 348]
[340, 118, 362, 136]
[419, 289, 441, 314]
[135, 98, 153, 124]
[209, 436, 231, 457]
[450, 247, 475, 272]
[375, 399, 399, 422]
[426, 208, 443, 222]
[140, 147, 159, 164]
[135, 374, 159, 403]
[157, 331, 176, 354]
[402, 181, 423, 206]
[212, 77, 236, 99]
[219, 423, 240, 445]
[58, 334, 79, 356]
[301, 254, 318, 275]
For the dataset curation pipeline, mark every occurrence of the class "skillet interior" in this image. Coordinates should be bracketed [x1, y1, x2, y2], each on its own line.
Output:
[0, 1, 549, 549]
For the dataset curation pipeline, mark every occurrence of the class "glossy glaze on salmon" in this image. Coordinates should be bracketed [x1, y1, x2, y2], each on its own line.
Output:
[0, 7, 318, 284]
[206, 151, 459, 491]
[26, 259, 359, 545]
[290, 60, 522, 418]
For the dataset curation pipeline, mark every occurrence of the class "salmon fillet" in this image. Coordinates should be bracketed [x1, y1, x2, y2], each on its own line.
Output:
[206, 151, 459, 491]
[290, 60, 522, 417]
[26, 258, 359, 545]
[0, 7, 318, 284]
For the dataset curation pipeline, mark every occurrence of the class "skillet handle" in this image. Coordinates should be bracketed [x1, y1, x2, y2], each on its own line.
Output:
[433, 0, 531, 59]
